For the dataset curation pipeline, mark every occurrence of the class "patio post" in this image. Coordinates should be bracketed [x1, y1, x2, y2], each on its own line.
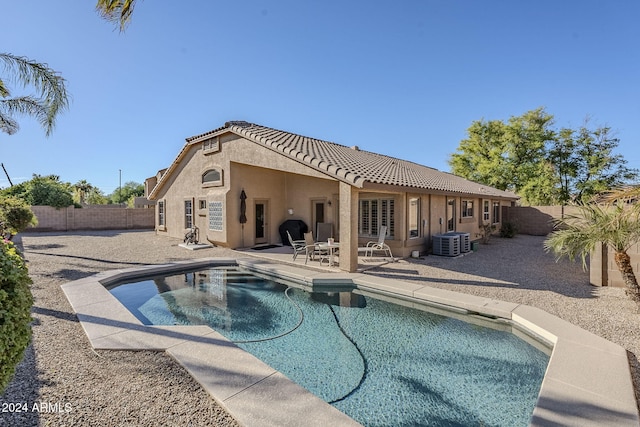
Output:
[339, 182, 358, 273]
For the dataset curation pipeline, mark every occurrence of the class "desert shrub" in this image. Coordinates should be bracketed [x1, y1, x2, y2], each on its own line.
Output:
[478, 223, 496, 244]
[0, 196, 37, 239]
[0, 239, 33, 393]
[500, 222, 518, 238]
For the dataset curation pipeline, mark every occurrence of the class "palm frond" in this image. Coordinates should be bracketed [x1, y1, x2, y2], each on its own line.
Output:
[0, 53, 69, 136]
[0, 78, 9, 97]
[545, 201, 640, 269]
[0, 111, 19, 135]
[599, 185, 640, 204]
[0, 96, 51, 133]
[95, 0, 138, 31]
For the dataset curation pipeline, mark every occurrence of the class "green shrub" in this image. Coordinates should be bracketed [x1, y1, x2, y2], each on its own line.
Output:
[500, 222, 518, 238]
[478, 223, 496, 244]
[0, 196, 37, 239]
[0, 240, 33, 393]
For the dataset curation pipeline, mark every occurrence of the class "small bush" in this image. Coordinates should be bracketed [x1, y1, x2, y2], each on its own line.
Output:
[500, 222, 518, 238]
[477, 223, 496, 244]
[0, 196, 37, 239]
[0, 240, 33, 393]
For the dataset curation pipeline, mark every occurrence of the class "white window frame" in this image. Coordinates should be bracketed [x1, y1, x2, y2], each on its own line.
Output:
[202, 168, 223, 187]
[359, 198, 395, 238]
[483, 200, 490, 222]
[492, 201, 501, 224]
[408, 197, 420, 238]
[158, 200, 165, 227]
[462, 200, 474, 218]
[184, 199, 193, 229]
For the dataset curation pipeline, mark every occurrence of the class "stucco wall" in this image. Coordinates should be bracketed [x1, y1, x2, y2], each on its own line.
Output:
[153, 134, 340, 247]
[151, 130, 515, 257]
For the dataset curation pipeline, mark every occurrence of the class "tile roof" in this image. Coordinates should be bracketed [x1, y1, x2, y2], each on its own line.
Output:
[186, 121, 518, 199]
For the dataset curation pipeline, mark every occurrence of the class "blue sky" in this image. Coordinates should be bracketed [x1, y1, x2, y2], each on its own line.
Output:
[2, 1, 639, 194]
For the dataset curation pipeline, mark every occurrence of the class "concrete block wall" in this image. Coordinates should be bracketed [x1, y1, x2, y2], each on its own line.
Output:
[595, 241, 640, 288]
[503, 206, 579, 236]
[27, 206, 154, 232]
[504, 205, 638, 288]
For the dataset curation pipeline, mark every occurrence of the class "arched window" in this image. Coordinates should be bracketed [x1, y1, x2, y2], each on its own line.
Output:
[202, 169, 223, 186]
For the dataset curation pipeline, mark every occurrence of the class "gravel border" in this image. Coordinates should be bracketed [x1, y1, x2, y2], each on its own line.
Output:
[0, 230, 638, 426]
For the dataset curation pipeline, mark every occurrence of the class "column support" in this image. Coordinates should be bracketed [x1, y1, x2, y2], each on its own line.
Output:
[339, 182, 358, 273]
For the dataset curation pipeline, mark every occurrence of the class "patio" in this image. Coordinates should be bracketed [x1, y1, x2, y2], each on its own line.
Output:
[238, 243, 396, 272]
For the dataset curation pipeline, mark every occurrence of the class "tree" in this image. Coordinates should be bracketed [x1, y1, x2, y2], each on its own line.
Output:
[72, 179, 109, 205]
[450, 108, 637, 205]
[547, 127, 579, 204]
[544, 200, 640, 304]
[73, 180, 94, 205]
[85, 188, 109, 205]
[0, 53, 69, 136]
[449, 119, 511, 190]
[0, 174, 74, 208]
[547, 123, 638, 204]
[450, 108, 557, 203]
[504, 108, 556, 195]
[96, 0, 139, 31]
[572, 125, 637, 201]
[109, 181, 144, 206]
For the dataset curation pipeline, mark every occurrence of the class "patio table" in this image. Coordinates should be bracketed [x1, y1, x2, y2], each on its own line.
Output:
[317, 242, 340, 267]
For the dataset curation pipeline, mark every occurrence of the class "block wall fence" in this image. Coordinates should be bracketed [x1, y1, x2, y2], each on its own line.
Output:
[503, 205, 639, 288]
[26, 206, 154, 232]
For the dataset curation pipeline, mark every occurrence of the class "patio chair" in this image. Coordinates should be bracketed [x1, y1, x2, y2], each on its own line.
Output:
[303, 231, 325, 264]
[316, 222, 333, 243]
[360, 225, 393, 259]
[287, 230, 306, 261]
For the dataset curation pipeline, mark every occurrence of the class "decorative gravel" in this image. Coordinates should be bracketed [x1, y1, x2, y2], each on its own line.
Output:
[0, 231, 240, 427]
[0, 230, 638, 426]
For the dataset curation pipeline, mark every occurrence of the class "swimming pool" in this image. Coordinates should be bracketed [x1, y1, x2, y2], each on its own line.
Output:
[106, 265, 549, 426]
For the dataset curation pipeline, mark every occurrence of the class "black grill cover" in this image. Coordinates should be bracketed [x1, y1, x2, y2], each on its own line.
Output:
[279, 220, 308, 246]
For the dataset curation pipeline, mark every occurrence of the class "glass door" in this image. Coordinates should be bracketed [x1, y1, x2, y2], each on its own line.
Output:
[446, 198, 456, 232]
[255, 201, 268, 244]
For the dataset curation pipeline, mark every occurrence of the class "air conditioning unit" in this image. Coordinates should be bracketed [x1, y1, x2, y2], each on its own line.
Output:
[432, 234, 460, 257]
[445, 232, 471, 253]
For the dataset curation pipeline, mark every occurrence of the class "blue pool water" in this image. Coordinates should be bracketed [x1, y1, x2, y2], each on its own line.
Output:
[107, 266, 549, 426]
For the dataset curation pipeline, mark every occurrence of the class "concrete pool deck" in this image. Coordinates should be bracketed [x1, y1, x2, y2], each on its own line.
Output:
[61, 257, 640, 427]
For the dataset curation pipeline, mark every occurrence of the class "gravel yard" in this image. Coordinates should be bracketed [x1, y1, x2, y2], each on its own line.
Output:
[1, 230, 638, 426]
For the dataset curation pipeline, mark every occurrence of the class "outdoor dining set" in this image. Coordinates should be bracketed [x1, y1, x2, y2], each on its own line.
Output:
[286, 223, 393, 268]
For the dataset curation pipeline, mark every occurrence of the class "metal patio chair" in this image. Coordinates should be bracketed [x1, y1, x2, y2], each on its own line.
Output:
[287, 230, 306, 261]
[361, 225, 393, 258]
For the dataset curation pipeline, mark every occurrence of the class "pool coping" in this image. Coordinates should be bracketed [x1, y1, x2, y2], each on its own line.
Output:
[60, 257, 640, 427]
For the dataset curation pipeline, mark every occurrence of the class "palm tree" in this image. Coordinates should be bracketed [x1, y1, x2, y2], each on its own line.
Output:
[0, 53, 69, 137]
[95, 0, 138, 31]
[544, 200, 640, 304]
[601, 185, 640, 204]
[74, 180, 94, 205]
